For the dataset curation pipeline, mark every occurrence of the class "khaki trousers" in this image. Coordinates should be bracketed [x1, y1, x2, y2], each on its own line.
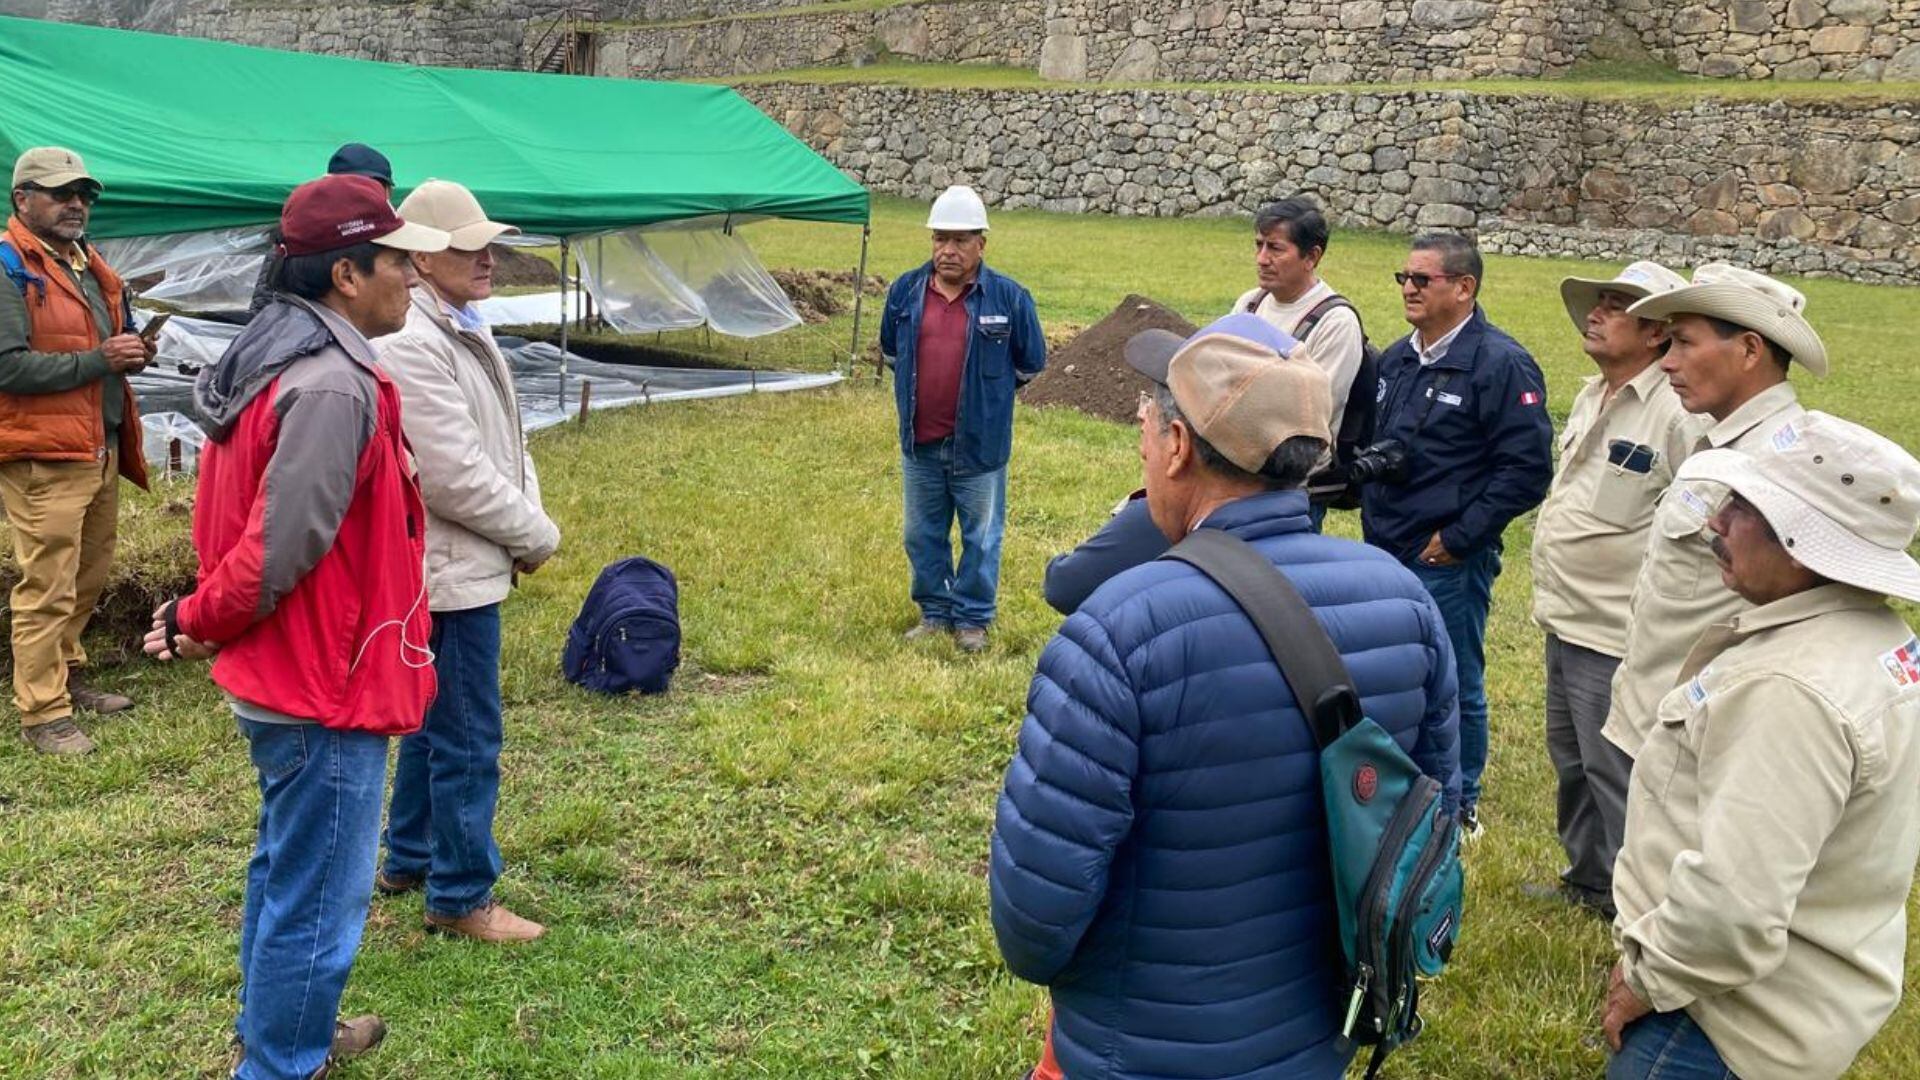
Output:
[0, 450, 118, 727]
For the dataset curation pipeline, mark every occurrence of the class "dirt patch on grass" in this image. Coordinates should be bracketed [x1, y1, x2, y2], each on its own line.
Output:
[491, 244, 561, 288]
[769, 269, 887, 324]
[1020, 295, 1196, 424]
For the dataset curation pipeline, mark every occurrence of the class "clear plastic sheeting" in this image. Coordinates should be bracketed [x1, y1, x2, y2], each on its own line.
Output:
[576, 224, 801, 339]
[141, 410, 207, 477]
[134, 309, 243, 373]
[473, 291, 568, 328]
[97, 227, 270, 313]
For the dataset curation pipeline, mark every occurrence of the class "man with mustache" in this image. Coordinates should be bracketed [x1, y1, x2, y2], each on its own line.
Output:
[1599, 265, 1827, 821]
[0, 147, 153, 755]
[1526, 262, 1697, 918]
[1602, 412, 1920, 1080]
[880, 185, 1044, 654]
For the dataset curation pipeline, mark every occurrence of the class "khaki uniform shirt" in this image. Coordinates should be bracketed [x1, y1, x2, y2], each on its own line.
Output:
[1613, 585, 1920, 1080]
[1530, 361, 1703, 657]
[1602, 382, 1804, 756]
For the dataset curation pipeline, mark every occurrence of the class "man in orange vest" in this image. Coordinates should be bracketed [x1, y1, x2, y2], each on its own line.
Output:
[0, 147, 152, 755]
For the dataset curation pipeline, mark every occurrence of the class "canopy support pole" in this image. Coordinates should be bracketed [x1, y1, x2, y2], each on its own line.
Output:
[558, 237, 571, 407]
[847, 223, 871, 378]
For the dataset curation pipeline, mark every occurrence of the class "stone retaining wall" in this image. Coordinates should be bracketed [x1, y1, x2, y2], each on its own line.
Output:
[1616, 0, 1920, 81]
[744, 81, 1920, 282]
[169, 0, 582, 68]
[592, 0, 1044, 80]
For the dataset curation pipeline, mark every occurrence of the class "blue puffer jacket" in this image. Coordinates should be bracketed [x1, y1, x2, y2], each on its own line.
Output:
[990, 489, 1460, 1080]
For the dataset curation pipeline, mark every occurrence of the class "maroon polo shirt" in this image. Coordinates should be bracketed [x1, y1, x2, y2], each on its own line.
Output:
[913, 278, 974, 444]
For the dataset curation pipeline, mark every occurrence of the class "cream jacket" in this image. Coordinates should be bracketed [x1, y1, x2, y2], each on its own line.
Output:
[377, 286, 559, 612]
[1613, 585, 1920, 1080]
[1603, 382, 1803, 755]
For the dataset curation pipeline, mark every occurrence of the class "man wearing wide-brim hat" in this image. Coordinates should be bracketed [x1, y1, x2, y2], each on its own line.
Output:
[1526, 260, 1700, 919]
[1599, 264, 1827, 787]
[1602, 411, 1920, 1080]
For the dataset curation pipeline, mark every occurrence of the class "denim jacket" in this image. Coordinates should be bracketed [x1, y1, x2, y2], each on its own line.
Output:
[880, 261, 1045, 474]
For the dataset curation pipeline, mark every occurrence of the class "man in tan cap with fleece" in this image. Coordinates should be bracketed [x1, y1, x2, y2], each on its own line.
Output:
[1601, 411, 1920, 1080]
[374, 179, 559, 943]
[1, 147, 154, 754]
[1598, 264, 1827, 808]
[1526, 260, 1700, 919]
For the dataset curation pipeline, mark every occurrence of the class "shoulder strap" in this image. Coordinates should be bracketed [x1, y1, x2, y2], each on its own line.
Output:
[1291, 293, 1357, 341]
[1162, 528, 1361, 750]
[0, 239, 39, 299]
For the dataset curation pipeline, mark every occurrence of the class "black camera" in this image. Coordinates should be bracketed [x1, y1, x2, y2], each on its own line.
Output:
[1344, 439, 1410, 486]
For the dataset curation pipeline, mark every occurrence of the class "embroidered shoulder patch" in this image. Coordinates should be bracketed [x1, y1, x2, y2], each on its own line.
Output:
[1684, 667, 1714, 707]
[1770, 422, 1800, 452]
[1678, 487, 1713, 520]
[1883, 638, 1920, 689]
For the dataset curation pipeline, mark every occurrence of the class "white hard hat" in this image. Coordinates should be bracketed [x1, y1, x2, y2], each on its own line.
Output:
[927, 185, 989, 232]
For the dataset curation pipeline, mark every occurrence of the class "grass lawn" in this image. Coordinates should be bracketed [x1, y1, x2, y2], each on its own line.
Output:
[3, 196, 1919, 1077]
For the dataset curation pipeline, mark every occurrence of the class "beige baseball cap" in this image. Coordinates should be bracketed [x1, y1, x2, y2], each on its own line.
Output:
[395, 179, 518, 252]
[1627, 262, 1829, 378]
[1125, 313, 1333, 474]
[1559, 260, 1687, 330]
[1678, 411, 1920, 604]
[12, 146, 99, 192]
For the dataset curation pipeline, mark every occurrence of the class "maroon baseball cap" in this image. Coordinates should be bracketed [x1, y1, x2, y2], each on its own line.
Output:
[279, 174, 449, 257]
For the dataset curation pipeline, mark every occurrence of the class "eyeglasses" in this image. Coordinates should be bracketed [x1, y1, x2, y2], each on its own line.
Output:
[1394, 271, 1460, 290]
[22, 183, 98, 206]
[1137, 389, 1154, 420]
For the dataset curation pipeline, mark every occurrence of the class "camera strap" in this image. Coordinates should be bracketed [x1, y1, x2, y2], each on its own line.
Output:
[1408, 371, 1454, 437]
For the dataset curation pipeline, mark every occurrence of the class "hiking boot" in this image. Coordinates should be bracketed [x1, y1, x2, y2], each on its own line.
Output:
[22, 719, 94, 756]
[425, 900, 545, 943]
[1458, 804, 1484, 841]
[228, 1015, 386, 1077]
[374, 868, 423, 897]
[1521, 881, 1616, 920]
[903, 619, 951, 642]
[954, 627, 989, 654]
[68, 681, 133, 714]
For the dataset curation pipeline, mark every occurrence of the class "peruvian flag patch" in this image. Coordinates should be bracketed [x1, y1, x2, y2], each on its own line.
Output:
[1519, 391, 1543, 406]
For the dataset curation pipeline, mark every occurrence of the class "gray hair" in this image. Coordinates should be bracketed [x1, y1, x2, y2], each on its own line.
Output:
[1152, 384, 1326, 491]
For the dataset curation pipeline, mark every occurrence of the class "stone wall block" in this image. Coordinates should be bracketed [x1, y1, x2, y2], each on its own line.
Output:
[1811, 25, 1873, 53]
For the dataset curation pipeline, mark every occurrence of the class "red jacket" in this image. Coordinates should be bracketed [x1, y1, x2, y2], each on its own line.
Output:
[176, 298, 434, 735]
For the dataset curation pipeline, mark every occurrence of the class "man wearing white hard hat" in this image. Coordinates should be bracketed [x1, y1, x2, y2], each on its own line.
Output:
[879, 185, 1044, 653]
[373, 179, 559, 943]
[1601, 411, 1920, 1080]
[1600, 264, 1827, 793]
[1526, 261, 1702, 919]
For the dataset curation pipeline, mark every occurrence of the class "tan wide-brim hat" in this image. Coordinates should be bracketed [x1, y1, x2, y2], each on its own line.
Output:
[396, 179, 518, 252]
[12, 146, 99, 192]
[1677, 411, 1920, 604]
[1559, 260, 1688, 330]
[1627, 262, 1829, 378]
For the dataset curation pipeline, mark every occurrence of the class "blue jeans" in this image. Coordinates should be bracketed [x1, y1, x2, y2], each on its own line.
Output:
[236, 718, 389, 1080]
[901, 439, 1007, 628]
[382, 604, 505, 918]
[1408, 544, 1502, 810]
[1608, 1011, 1737, 1079]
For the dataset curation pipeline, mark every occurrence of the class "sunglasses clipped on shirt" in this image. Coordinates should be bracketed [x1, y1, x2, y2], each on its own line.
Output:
[1394, 271, 1462, 290]
[22, 183, 99, 206]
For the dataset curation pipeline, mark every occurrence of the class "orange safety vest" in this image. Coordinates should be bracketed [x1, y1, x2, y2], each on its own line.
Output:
[0, 215, 148, 489]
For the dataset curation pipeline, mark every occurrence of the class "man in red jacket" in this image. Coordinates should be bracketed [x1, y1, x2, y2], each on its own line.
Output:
[144, 174, 448, 1080]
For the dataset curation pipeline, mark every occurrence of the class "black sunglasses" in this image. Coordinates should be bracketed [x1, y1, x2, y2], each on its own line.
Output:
[1394, 271, 1461, 290]
[22, 183, 99, 206]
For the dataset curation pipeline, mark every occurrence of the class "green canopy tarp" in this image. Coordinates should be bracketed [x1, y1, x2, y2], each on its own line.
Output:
[0, 15, 868, 239]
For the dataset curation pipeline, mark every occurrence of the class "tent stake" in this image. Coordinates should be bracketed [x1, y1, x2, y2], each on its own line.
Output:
[579, 379, 592, 425]
[558, 237, 570, 405]
[848, 222, 871, 377]
[168, 438, 182, 477]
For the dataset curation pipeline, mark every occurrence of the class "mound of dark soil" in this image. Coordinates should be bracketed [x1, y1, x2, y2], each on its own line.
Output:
[1020, 295, 1196, 424]
[490, 244, 562, 288]
[770, 268, 888, 324]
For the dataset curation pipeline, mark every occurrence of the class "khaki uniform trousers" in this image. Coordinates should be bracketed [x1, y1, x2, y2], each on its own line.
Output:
[0, 450, 118, 727]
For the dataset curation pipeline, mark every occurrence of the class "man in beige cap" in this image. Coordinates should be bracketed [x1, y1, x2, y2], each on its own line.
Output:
[0, 146, 154, 754]
[1599, 264, 1826, 800]
[1526, 260, 1699, 918]
[1601, 411, 1920, 1080]
[374, 179, 558, 944]
[989, 313, 1460, 1080]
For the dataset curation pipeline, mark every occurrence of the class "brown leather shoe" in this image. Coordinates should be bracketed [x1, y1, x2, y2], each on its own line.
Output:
[373, 868, 422, 896]
[229, 1014, 386, 1077]
[425, 900, 546, 943]
[22, 719, 94, 755]
[902, 619, 951, 642]
[68, 681, 133, 714]
[954, 627, 990, 653]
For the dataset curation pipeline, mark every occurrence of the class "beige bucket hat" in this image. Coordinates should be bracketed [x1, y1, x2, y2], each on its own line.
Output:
[1677, 411, 1920, 604]
[1626, 262, 1829, 378]
[396, 179, 518, 252]
[1559, 260, 1687, 330]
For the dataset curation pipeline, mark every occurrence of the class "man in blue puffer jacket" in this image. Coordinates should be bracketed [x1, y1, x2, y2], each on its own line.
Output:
[990, 314, 1460, 1080]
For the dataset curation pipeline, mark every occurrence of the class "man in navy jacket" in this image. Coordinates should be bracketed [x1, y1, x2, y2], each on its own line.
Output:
[1362, 234, 1553, 837]
[991, 314, 1459, 1080]
[879, 186, 1044, 653]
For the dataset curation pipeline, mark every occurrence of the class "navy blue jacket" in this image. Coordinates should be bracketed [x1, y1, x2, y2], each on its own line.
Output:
[1043, 494, 1168, 616]
[991, 490, 1460, 1080]
[879, 261, 1045, 474]
[1359, 307, 1553, 562]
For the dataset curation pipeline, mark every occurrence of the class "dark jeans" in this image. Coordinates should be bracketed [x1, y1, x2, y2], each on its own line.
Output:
[382, 604, 505, 918]
[1609, 1011, 1738, 1079]
[1408, 544, 1502, 810]
[236, 718, 389, 1080]
[901, 438, 1007, 629]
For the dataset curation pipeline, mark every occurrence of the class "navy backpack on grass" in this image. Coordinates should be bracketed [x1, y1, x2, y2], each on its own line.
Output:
[563, 557, 681, 695]
[1166, 529, 1464, 1079]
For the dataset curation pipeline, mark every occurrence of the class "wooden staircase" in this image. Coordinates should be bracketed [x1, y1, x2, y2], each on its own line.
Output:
[530, 8, 597, 76]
